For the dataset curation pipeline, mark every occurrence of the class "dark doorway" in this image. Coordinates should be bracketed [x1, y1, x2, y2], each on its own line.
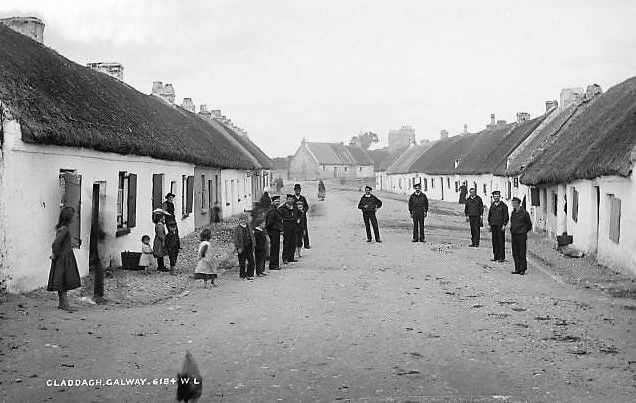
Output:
[440, 177, 444, 200]
[593, 186, 600, 253]
[90, 183, 104, 299]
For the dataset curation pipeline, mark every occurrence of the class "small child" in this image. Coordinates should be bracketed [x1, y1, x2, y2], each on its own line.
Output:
[233, 215, 255, 280]
[295, 200, 305, 259]
[164, 223, 181, 275]
[253, 218, 268, 277]
[139, 235, 154, 275]
[194, 228, 219, 288]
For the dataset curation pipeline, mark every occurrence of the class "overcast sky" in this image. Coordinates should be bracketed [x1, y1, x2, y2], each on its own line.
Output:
[2, 0, 635, 157]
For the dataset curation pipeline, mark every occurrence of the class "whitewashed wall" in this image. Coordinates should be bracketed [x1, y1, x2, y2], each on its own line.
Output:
[354, 165, 374, 178]
[220, 169, 252, 217]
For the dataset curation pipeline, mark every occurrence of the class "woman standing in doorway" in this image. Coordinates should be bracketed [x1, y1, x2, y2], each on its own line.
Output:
[47, 206, 81, 312]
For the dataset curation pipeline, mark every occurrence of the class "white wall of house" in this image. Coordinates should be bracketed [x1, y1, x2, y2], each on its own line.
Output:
[354, 165, 374, 178]
[0, 118, 196, 293]
[220, 169, 252, 217]
[375, 171, 386, 191]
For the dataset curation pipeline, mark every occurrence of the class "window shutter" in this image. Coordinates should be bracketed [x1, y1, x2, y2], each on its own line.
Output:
[572, 189, 579, 222]
[186, 175, 194, 214]
[61, 172, 82, 248]
[127, 173, 137, 227]
[152, 174, 163, 210]
[531, 187, 540, 206]
[609, 196, 621, 243]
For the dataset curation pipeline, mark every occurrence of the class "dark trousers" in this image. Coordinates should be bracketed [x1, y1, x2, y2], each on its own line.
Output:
[412, 214, 425, 241]
[302, 217, 310, 248]
[156, 256, 165, 270]
[511, 233, 528, 272]
[363, 212, 380, 240]
[282, 222, 297, 262]
[255, 250, 266, 275]
[167, 251, 178, 267]
[296, 223, 304, 247]
[238, 246, 255, 278]
[268, 230, 281, 268]
[491, 225, 506, 260]
[469, 216, 481, 246]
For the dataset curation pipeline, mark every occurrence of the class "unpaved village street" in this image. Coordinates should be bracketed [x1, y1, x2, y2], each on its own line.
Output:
[1, 183, 635, 402]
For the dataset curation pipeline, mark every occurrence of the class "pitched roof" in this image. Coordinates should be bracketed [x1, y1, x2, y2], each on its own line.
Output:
[367, 147, 391, 170]
[386, 143, 433, 174]
[408, 133, 483, 175]
[0, 25, 258, 169]
[521, 76, 636, 185]
[304, 142, 373, 166]
[215, 121, 273, 169]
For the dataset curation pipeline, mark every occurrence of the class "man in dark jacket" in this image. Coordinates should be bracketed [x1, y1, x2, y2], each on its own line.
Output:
[464, 188, 484, 247]
[358, 185, 382, 243]
[265, 195, 283, 270]
[510, 197, 532, 275]
[408, 183, 429, 242]
[487, 190, 509, 262]
[279, 194, 300, 264]
[293, 184, 310, 248]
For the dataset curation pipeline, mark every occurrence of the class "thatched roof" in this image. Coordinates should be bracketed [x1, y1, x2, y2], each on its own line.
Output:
[409, 133, 482, 175]
[367, 147, 391, 170]
[304, 142, 373, 166]
[521, 76, 636, 185]
[214, 121, 273, 169]
[0, 25, 258, 169]
[386, 143, 433, 174]
[377, 144, 409, 172]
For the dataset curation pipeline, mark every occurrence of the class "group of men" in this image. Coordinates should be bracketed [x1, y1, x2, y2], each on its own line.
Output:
[265, 183, 310, 269]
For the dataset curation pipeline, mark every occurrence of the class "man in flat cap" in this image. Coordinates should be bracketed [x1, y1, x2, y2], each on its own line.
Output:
[358, 185, 382, 242]
[266, 195, 283, 270]
[487, 190, 509, 262]
[465, 188, 484, 247]
[278, 194, 300, 264]
[408, 182, 428, 242]
[510, 196, 532, 275]
[293, 183, 310, 249]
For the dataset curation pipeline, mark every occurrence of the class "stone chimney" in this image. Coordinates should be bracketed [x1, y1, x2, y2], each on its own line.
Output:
[0, 16, 45, 44]
[440, 130, 449, 140]
[560, 88, 584, 108]
[210, 109, 222, 120]
[181, 98, 195, 113]
[490, 114, 496, 126]
[162, 84, 175, 104]
[463, 124, 468, 134]
[545, 100, 558, 113]
[199, 104, 211, 119]
[496, 119, 507, 126]
[151, 81, 164, 95]
[516, 112, 530, 123]
[585, 84, 603, 100]
[87, 62, 124, 81]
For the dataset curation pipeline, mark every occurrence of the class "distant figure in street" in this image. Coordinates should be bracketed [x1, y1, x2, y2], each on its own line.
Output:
[408, 183, 429, 243]
[266, 195, 283, 270]
[253, 218, 268, 277]
[464, 188, 484, 247]
[153, 209, 168, 271]
[487, 190, 509, 263]
[139, 235, 155, 275]
[279, 194, 300, 264]
[194, 228, 219, 288]
[165, 222, 181, 275]
[295, 200, 306, 259]
[211, 202, 221, 223]
[293, 183, 310, 248]
[234, 215, 255, 280]
[459, 184, 468, 204]
[510, 197, 532, 275]
[358, 185, 382, 243]
[48, 206, 81, 312]
[318, 179, 326, 201]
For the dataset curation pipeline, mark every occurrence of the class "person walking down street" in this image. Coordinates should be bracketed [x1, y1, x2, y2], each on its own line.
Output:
[234, 216, 256, 280]
[408, 183, 429, 243]
[357, 185, 382, 243]
[279, 194, 300, 264]
[165, 223, 180, 275]
[293, 183, 310, 249]
[318, 179, 326, 201]
[266, 195, 283, 270]
[510, 197, 533, 275]
[464, 188, 484, 247]
[153, 209, 169, 271]
[487, 190, 509, 262]
[254, 218, 268, 277]
[459, 184, 468, 204]
[48, 206, 81, 312]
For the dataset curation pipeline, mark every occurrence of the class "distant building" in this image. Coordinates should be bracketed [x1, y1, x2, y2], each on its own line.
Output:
[288, 140, 374, 180]
[87, 62, 124, 81]
[0, 16, 44, 43]
[388, 125, 415, 154]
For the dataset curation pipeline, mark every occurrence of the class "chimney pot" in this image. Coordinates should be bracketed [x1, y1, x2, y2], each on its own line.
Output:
[181, 98, 195, 113]
[151, 81, 164, 95]
[516, 112, 530, 123]
[545, 100, 558, 113]
[585, 84, 603, 100]
[490, 114, 496, 126]
[87, 62, 124, 81]
[440, 129, 449, 140]
[162, 84, 175, 104]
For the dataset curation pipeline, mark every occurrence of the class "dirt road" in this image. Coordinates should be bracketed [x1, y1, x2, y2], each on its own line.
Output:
[1, 184, 634, 402]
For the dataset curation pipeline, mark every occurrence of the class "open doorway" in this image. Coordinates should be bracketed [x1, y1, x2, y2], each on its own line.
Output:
[90, 182, 106, 301]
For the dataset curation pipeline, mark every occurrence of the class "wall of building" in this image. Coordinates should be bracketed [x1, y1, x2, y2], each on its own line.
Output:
[220, 169, 252, 217]
[354, 165, 374, 178]
[1, 118, 196, 293]
[288, 145, 320, 180]
[193, 166, 222, 228]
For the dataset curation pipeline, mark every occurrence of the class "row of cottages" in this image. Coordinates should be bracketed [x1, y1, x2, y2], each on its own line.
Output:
[380, 141, 433, 195]
[288, 140, 374, 180]
[0, 24, 271, 292]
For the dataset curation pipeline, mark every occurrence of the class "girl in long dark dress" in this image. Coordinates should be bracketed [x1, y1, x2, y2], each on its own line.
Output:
[47, 206, 81, 311]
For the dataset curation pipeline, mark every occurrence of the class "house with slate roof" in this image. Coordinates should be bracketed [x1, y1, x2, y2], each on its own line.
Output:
[288, 140, 374, 180]
[0, 22, 270, 292]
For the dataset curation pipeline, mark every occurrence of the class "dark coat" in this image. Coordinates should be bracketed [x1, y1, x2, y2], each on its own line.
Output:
[234, 224, 255, 251]
[293, 194, 309, 214]
[358, 194, 382, 213]
[47, 225, 81, 292]
[464, 195, 484, 217]
[254, 228, 268, 252]
[488, 202, 509, 227]
[164, 231, 181, 253]
[278, 203, 300, 223]
[408, 192, 429, 216]
[510, 208, 532, 234]
[266, 205, 284, 232]
[161, 201, 177, 224]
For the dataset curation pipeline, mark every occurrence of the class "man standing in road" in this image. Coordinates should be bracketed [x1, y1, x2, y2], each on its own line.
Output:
[465, 188, 484, 247]
[487, 190, 509, 262]
[266, 195, 283, 270]
[293, 184, 310, 249]
[357, 185, 382, 243]
[279, 194, 300, 264]
[408, 182, 428, 243]
[510, 197, 532, 275]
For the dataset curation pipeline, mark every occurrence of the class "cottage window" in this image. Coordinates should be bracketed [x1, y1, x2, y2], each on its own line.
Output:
[454, 159, 460, 168]
[530, 187, 540, 206]
[431, 179, 434, 189]
[513, 177, 519, 188]
[182, 175, 194, 217]
[359, 166, 362, 172]
[170, 181, 176, 196]
[399, 178, 403, 189]
[507, 181, 512, 200]
[323, 166, 325, 171]
[423, 178, 428, 191]
[152, 174, 164, 210]
[552, 193, 558, 216]
[447, 178, 451, 188]
[117, 171, 137, 234]
[571, 188, 579, 222]
[344, 167, 348, 172]
[225, 180, 229, 206]
[201, 175, 207, 210]
[455, 181, 459, 192]
[473, 182, 477, 193]
[609, 195, 621, 243]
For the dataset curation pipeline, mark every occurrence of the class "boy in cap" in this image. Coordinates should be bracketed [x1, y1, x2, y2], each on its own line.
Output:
[266, 195, 283, 270]
[279, 194, 300, 264]
[293, 184, 310, 248]
[408, 182, 428, 242]
[487, 190, 509, 262]
[253, 218, 268, 277]
[464, 188, 484, 247]
[358, 185, 382, 242]
[510, 197, 532, 275]
[234, 215, 255, 280]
